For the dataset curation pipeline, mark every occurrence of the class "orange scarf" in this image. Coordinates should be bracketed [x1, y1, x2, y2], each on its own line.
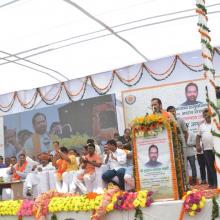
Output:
[162, 110, 171, 119]
[12, 161, 28, 181]
[56, 159, 68, 181]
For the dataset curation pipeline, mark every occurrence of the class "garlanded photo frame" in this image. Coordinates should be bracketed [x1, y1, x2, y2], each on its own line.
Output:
[132, 114, 185, 200]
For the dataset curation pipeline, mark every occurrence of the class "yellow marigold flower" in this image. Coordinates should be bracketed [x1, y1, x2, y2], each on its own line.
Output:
[191, 204, 197, 211]
[106, 203, 114, 212]
[133, 200, 140, 208]
[186, 191, 192, 195]
[199, 201, 204, 209]
[189, 211, 195, 217]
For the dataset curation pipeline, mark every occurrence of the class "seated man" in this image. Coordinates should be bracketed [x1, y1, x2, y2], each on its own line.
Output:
[52, 145, 68, 192]
[71, 143, 102, 193]
[60, 147, 78, 193]
[102, 139, 127, 190]
[9, 153, 32, 181]
[52, 142, 78, 192]
[87, 139, 101, 156]
[23, 153, 55, 197]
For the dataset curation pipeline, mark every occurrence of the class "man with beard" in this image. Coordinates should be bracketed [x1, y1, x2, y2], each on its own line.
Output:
[181, 82, 202, 106]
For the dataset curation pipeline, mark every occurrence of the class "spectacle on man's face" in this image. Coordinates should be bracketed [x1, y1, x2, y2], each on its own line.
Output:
[149, 147, 158, 162]
[34, 115, 47, 134]
[186, 85, 198, 102]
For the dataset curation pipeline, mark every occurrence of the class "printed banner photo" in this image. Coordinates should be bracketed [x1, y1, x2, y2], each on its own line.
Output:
[134, 128, 177, 200]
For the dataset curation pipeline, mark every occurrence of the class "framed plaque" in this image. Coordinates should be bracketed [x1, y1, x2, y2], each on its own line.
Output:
[132, 115, 179, 200]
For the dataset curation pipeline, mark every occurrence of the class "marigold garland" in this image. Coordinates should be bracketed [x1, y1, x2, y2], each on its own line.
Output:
[211, 196, 219, 220]
[196, 0, 220, 183]
[2, 51, 220, 112]
[167, 123, 179, 199]
[172, 122, 186, 196]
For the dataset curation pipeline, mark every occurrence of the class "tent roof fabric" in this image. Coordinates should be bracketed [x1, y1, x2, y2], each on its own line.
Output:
[0, 0, 220, 95]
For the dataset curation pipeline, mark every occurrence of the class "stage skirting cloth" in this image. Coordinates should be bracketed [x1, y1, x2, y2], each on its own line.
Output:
[0, 199, 213, 220]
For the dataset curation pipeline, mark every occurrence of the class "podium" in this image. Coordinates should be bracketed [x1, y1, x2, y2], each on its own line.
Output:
[0, 181, 23, 200]
[132, 114, 186, 200]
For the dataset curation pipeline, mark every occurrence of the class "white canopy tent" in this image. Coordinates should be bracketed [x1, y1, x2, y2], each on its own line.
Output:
[0, 0, 220, 95]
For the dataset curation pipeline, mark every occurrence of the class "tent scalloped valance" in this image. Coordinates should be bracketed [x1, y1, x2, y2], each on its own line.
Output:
[0, 50, 220, 112]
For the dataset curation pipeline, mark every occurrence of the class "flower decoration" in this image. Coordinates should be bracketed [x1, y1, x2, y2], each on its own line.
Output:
[0, 200, 22, 215]
[48, 194, 103, 213]
[92, 186, 153, 220]
[182, 190, 206, 217]
[132, 114, 167, 137]
[33, 191, 76, 219]
[17, 199, 34, 216]
[92, 184, 119, 220]
[0, 187, 153, 219]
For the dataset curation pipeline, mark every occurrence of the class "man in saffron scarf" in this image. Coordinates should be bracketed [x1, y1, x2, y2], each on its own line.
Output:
[71, 143, 102, 193]
[151, 98, 175, 121]
[10, 153, 32, 181]
[52, 143, 78, 192]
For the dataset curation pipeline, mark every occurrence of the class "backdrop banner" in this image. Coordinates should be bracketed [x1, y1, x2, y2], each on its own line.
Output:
[3, 94, 118, 159]
[122, 78, 211, 133]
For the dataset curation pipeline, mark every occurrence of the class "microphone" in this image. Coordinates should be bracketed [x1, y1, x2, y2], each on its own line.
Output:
[147, 106, 156, 113]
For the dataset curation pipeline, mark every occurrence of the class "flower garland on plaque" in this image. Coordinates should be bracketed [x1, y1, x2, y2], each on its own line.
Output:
[132, 114, 185, 200]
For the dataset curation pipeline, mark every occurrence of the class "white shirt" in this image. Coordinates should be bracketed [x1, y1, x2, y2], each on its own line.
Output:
[95, 144, 101, 156]
[186, 132, 196, 157]
[26, 156, 39, 166]
[198, 122, 213, 151]
[38, 162, 55, 172]
[104, 148, 127, 170]
[24, 133, 53, 156]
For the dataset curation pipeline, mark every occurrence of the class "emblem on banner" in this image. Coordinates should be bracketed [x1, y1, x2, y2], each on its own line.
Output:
[125, 95, 136, 105]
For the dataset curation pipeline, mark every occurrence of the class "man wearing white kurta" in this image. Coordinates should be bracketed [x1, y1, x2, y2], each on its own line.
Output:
[23, 153, 55, 197]
[102, 139, 127, 190]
